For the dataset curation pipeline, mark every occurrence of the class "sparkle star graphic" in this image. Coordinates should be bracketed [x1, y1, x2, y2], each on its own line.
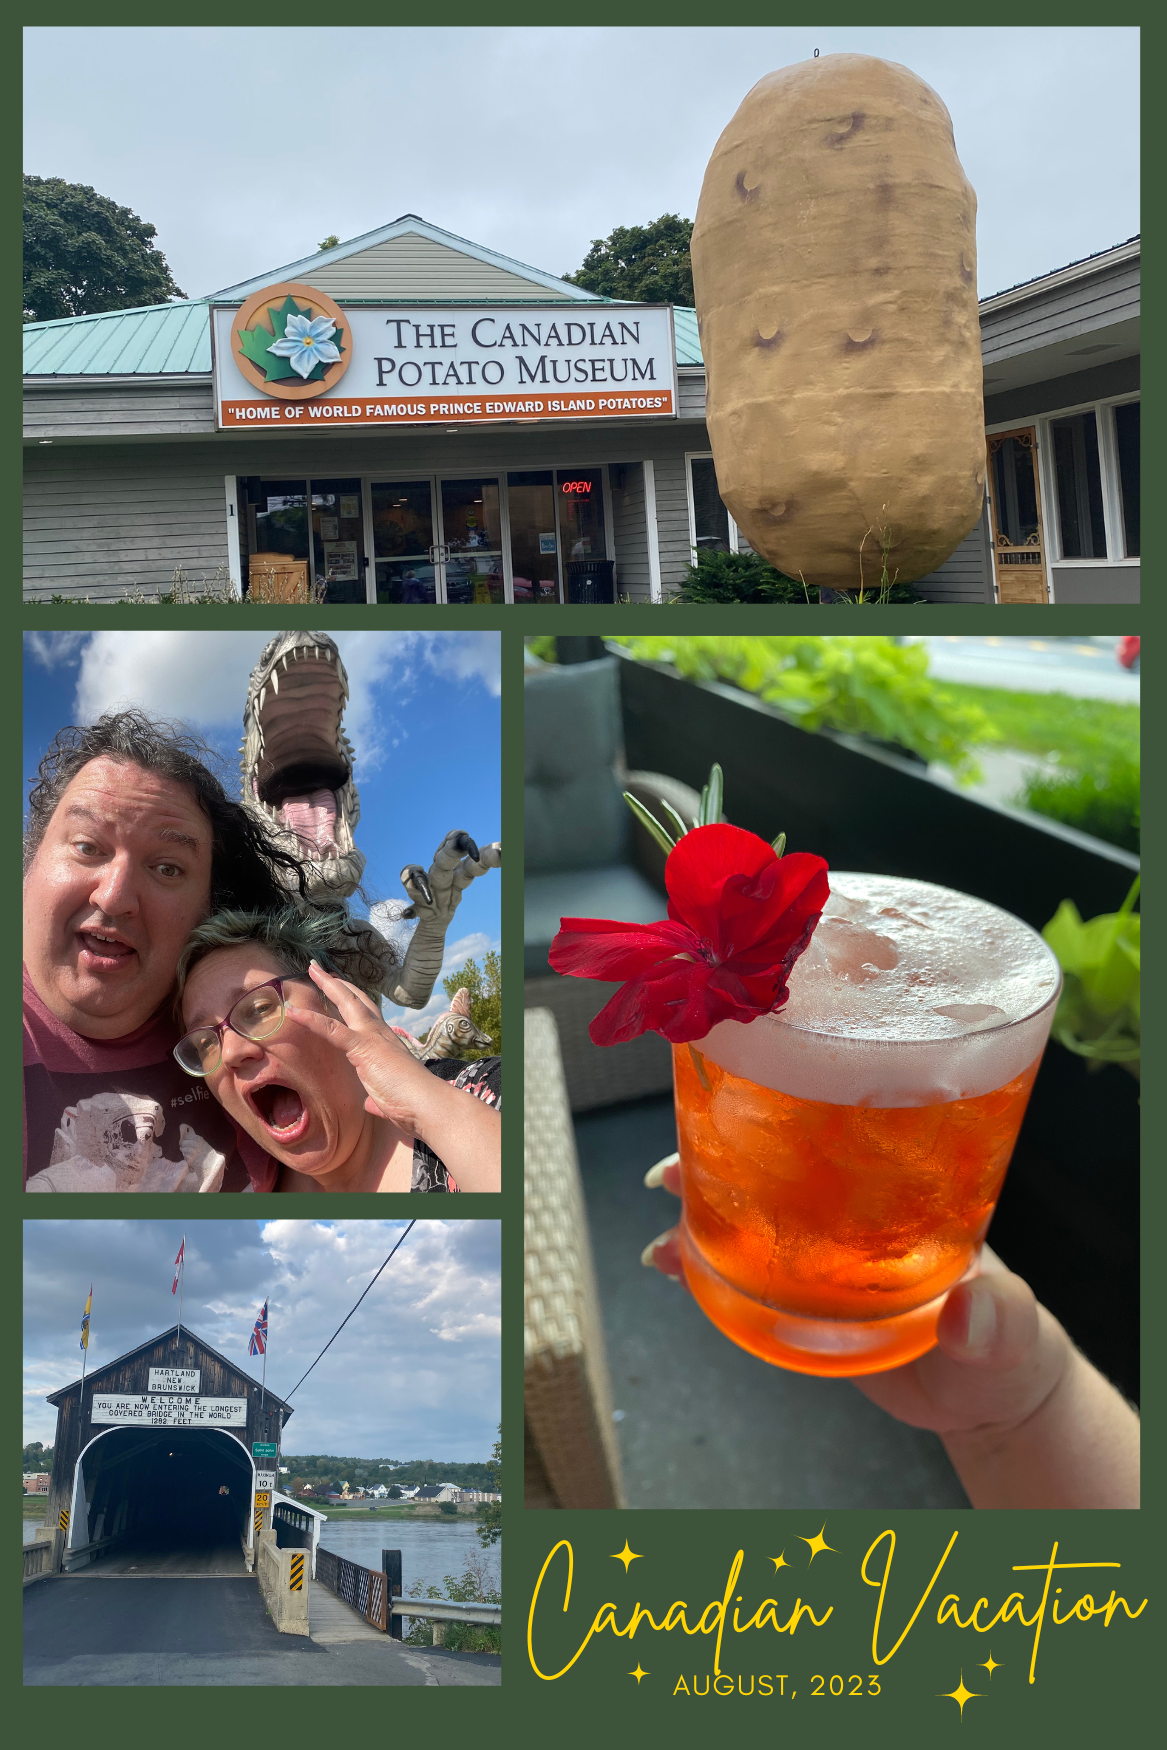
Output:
[770, 1552, 789, 1571]
[981, 1653, 1001, 1678]
[629, 1664, 649, 1684]
[612, 1541, 642, 1572]
[939, 1672, 982, 1716]
[800, 1526, 836, 1562]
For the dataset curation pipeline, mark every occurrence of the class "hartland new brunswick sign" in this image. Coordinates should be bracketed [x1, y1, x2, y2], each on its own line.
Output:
[211, 283, 678, 430]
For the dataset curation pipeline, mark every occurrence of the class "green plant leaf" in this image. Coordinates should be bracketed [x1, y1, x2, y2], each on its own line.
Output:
[623, 791, 676, 856]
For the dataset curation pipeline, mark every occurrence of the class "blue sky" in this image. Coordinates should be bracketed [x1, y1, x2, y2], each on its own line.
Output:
[22, 630, 501, 1031]
[23, 1219, 501, 1460]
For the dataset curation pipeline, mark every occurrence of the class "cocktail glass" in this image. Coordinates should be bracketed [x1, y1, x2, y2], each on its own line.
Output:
[673, 874, 1062, 1376]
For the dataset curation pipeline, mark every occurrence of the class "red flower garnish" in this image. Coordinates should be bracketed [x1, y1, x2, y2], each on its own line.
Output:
[549, 823, 830, 1046]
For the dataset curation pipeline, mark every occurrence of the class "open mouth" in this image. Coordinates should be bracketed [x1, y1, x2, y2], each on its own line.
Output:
[77, 930, 137, 970]
[244, 636, 364, 887]
[247, 1081, 312, 1144]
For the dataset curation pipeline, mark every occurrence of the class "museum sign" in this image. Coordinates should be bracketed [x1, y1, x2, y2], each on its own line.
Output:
[211, 283, 678, 431]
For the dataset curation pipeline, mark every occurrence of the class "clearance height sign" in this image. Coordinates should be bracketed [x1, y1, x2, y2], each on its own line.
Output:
[211, 283, 678, 430]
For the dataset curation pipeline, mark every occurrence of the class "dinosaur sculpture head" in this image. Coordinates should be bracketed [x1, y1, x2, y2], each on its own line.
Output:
[241, 632, 365, 899]
[418, 987, 493, 1061]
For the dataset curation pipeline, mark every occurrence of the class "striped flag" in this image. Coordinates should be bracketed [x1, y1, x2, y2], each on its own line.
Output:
[172, 1239, 184, 1294]
[80, 1286, 92, 1351]
[249, 1301, 268, 1357]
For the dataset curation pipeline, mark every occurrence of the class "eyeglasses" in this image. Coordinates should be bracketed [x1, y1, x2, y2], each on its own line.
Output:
[174, 976, 306, 1077]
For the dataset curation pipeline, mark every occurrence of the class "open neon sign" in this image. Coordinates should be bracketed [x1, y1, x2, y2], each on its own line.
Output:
[561, 480, 593, 494]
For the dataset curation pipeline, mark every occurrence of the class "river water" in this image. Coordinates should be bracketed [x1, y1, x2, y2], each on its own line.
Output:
[24, 1508, 500, 1598]
[318, 1518, 500, 1599]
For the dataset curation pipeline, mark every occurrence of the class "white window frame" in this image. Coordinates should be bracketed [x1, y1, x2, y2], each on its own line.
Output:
[684, 450, 740, 563]
[1034, 393, 1140, 567]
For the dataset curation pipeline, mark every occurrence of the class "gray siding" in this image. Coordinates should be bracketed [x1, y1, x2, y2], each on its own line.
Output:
[677, 368, 707, 420]
[24, 380, 216, 441]
[24, 447, 228, 600]
[915, 504, 994, 603]
[652, 452, 693, 588]
[1051, 565, 1140, 605]
[308, 235, 579, 301]
[980, 258, 1140, 367]
[984, 355, 1139, 427]
[611, 463, 651, 601]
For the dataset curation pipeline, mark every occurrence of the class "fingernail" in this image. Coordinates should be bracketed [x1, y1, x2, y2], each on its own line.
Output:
[964, 1280, 997, 1353]
[640, 1231, 674, 1268]
[644, 1153, 679, 1189]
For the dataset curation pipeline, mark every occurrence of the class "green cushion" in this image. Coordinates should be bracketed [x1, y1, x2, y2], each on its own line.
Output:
[524, 658, 631, 873]
[525, 864, 666, 976]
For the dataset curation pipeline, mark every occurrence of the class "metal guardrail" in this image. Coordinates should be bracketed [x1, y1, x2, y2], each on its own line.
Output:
[315, 1546, 501, 1635]
[393, 1598, 502, 1625]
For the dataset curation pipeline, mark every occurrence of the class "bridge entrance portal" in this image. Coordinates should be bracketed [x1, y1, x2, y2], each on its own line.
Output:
[69, 1426, 254, 1577]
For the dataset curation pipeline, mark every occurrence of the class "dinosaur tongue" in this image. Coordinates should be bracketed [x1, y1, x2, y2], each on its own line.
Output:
[281, 790, 339, 859]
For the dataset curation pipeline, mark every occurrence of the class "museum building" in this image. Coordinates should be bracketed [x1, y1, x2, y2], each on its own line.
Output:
[22, 216, 1139, 604]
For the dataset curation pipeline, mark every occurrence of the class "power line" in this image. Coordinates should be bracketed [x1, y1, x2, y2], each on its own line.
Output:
[284, 1221, 417, 1400]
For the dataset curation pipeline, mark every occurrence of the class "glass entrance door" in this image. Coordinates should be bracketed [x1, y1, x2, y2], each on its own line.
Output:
[309, 478, 366, 603]
[439, 478, 505, 604]
[371, 481, 438, 603]
[507, 470, 560, 603]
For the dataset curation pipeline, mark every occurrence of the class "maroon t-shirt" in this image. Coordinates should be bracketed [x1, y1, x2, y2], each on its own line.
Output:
[23, 967, 272, 1192]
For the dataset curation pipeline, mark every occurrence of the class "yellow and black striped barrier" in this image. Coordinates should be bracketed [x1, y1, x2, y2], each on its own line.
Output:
[289, 1553, 305, 1591]
[254, 1507, 264, 1536]
[59, 1508, 69, 1532]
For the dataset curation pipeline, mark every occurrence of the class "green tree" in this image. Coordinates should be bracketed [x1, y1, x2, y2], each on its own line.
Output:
[318, 233, 340, 251]
[24, 176, 185, 323]
[23, 1441, 53, 1472]
[441, 951, 501, 1059]
[564, 214, 694, 306]
[476, 1426, 501, 1549]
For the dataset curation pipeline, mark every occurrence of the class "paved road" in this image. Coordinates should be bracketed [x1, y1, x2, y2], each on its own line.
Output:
[907, 636, 1139, 702]
[24, 1577, 501, 1686]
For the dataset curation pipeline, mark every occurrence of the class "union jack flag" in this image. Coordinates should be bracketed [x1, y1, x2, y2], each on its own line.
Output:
[249, 1301, 268, 1357]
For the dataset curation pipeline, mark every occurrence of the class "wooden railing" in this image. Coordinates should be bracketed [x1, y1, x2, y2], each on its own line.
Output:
[316, 1547, 387, 1631]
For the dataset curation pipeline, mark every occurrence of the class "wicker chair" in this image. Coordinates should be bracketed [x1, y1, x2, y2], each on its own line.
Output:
[525, 655, 701, 1112]
[524, 1007, 624, 1508]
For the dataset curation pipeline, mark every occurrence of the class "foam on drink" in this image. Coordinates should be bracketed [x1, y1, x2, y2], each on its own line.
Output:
[699, 874, 1061, 1107]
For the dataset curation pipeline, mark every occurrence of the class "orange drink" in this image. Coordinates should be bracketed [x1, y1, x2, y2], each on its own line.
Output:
[674, 875, 1061, 1375]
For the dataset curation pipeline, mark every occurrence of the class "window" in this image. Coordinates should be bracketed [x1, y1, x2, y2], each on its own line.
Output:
[1051, 411, 1107, 558]
[1114, 401, 1140, 557]
[687, 455, 736, 556]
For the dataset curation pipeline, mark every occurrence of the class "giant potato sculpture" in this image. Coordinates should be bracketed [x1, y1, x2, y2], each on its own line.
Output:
[691, 54, 985, 590]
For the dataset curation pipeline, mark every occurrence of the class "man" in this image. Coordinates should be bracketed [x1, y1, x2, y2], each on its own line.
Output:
[24, 710, 308, 1191]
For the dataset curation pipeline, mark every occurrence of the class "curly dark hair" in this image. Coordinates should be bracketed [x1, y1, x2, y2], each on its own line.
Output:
[23, 708, 309, 912]
[174, 903, 391, 1010]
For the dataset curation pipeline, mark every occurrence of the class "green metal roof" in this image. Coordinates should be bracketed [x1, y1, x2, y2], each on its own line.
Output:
[672, 307, 702, 366]
[24, 299, 705, 378]
[23, 299, 212, 377]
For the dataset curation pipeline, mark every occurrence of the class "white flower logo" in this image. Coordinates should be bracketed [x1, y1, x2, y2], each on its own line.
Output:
[268, 312, 341, 380]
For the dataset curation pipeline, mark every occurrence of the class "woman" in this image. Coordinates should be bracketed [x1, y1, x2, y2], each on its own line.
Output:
[173, 907, 500, 1192]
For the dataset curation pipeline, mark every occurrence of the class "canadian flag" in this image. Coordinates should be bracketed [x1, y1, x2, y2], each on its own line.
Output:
[172, 1238, 185, 1294]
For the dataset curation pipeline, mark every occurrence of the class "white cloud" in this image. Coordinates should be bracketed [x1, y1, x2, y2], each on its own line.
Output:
[24, 631, 90, 670]
[69, 630, 500, 779]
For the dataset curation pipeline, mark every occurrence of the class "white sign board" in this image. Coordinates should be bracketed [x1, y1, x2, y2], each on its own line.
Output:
[212, 299, 677, 430]
[255, 1471, 277, 1491]
[91, 1395, 246, 1427]
[147, 1368, 200, 1393]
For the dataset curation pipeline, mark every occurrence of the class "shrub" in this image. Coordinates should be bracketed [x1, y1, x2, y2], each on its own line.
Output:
[611, 635, 990, 778]
[403, 1550, 502, 1654]
[674, 550, 816, 603]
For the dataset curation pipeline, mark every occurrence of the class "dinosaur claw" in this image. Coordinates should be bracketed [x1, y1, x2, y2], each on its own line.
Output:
[401, 865, 434, 907]
[452, 831, 480, 862]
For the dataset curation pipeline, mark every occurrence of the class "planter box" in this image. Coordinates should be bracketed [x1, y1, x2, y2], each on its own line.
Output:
[613, 651, 1140, 1400]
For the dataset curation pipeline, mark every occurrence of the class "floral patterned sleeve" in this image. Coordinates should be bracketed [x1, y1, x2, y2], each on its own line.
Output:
[410, 1056, 502, 1192]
